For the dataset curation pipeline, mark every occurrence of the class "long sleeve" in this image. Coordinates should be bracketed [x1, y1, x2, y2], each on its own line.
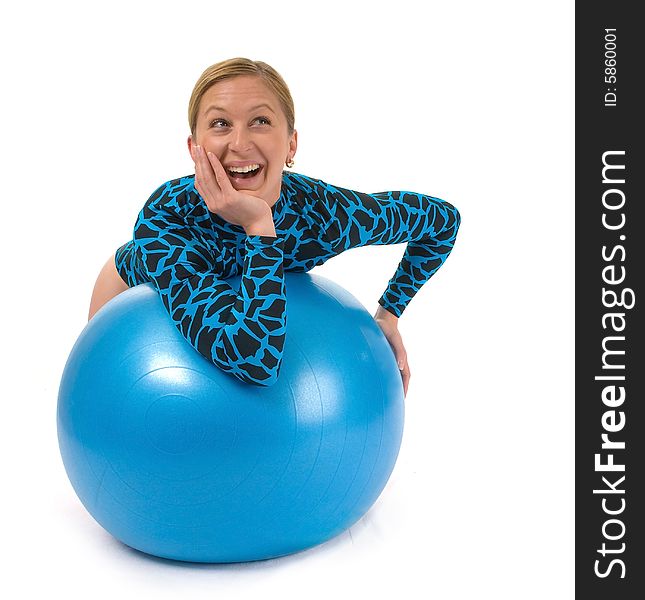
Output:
[132, 191, 287, 387]
[298, 176, 461, 317]
[371, 191, 460, 317]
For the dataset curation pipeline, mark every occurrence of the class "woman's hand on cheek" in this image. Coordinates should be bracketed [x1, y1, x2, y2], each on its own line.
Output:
[374, 306, 410, 397]
[191, 145, 273, 231]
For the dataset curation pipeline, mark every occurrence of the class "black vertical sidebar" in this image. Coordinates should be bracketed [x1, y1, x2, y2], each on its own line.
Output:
[576, 2, 644, 598]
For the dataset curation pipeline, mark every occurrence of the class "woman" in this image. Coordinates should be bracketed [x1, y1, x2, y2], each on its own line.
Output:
[88, 58, 461, 396]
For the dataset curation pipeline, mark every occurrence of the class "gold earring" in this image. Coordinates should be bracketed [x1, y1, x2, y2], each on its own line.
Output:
[286, 158, 295, 168]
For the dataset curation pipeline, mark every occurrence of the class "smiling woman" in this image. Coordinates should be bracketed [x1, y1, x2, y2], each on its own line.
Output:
[88, 57, 461, 395]
[188, 72, 297, 212]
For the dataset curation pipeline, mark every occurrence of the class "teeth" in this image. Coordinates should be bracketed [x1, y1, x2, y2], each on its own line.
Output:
[227, 164, 260, 174]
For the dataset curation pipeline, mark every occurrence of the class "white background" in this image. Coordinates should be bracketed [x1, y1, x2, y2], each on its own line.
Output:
[0, 1, 574, 598]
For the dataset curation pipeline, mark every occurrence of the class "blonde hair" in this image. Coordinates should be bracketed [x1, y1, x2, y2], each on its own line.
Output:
[188, 57, 295, 137]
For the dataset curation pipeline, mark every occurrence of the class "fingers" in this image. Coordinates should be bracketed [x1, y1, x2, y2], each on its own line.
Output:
[400, 360, 410, 397]
[373, 312, 411, 396]
[192, 145, 214, 198]
[206, 150, 234, 194]
[192, 145, 224, 209]
[394, 347, 410, 397]
[381, 326, 410, 397]
[389, 335, 407, 373]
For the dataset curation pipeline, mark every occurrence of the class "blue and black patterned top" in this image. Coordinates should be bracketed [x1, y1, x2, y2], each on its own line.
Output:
[115, 171, 460, 386]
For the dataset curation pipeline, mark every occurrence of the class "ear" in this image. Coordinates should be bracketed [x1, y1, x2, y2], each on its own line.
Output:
[187, 135, 195, 161]
[288, 129, 298, 160]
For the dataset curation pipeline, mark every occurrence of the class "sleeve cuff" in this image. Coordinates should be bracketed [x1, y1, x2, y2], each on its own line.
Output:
[378, 297, 404, 318]
[245, 234, 285, 248]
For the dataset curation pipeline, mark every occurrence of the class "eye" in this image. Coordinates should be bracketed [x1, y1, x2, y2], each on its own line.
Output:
[209, 118, 229, 128]
[253, 116, 271, 126]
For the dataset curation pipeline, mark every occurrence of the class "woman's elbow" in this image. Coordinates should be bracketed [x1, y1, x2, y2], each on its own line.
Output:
[212, 322, 286, 388]
[442, 199, 461, 231]
[232, 361, 282, 387]
[440, 200, 461, 242]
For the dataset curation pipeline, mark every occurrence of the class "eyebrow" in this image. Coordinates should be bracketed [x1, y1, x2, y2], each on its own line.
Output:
[204, 103, 277, 116]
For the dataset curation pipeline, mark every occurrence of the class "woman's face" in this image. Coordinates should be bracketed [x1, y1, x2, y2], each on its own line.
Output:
[188, 75, 297, 204]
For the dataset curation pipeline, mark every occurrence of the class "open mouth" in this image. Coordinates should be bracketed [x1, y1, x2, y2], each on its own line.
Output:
[226, 164, 264, 183]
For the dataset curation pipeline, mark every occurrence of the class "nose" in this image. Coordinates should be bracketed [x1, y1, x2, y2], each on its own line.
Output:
[228, 127, 253, 153]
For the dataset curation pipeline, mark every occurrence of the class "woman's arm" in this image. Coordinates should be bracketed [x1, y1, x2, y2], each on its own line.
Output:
[368, 190, 461, 317]
[133, 194, 287, 386]
[337, 184, 460, 396]
[288, 174, 459, 397]
[290, 174, 461, 317]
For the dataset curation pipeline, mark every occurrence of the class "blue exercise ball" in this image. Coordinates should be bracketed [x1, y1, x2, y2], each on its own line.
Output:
[57, 273, 404, 563]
